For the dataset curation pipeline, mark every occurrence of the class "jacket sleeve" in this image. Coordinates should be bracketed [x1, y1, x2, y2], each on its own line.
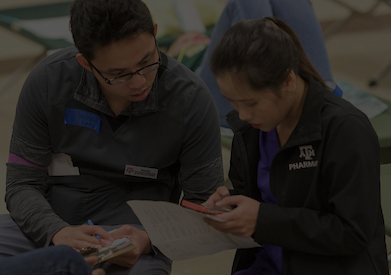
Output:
[251, 115, 383, 256]
[6, 62, 69, 247]
[177, 79, 224, 203]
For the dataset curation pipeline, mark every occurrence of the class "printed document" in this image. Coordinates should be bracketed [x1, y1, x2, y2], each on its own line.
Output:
[127, 200, 261, 260]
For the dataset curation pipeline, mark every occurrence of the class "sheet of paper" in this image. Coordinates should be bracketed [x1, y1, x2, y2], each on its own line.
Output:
[127, 200, 260, 261]
[48, 153, 80, 176]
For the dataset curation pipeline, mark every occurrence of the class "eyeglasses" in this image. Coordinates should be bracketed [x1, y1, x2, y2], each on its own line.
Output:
[88, 39, 161, 85]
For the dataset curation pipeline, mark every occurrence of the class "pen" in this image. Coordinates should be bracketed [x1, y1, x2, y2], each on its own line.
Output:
[87, 219, 101, 240]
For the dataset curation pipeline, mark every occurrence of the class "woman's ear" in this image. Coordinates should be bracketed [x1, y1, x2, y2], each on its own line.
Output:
[153, 23, 158, 37]
[283, 70, 297, 92]
[76, 53, 92, 72]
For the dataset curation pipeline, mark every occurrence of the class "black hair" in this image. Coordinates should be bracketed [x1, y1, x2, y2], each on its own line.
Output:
[210, 16, 329, 91]
[70, 0, 155, 61]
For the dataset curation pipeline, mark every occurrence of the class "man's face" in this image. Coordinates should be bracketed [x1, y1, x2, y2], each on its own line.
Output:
[90, 32, 159, 105]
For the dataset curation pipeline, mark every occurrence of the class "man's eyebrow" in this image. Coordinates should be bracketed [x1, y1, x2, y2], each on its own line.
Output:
[106, 50, 154, 73]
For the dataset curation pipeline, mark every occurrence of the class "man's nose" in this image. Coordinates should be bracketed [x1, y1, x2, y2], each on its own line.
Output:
[127, 73, 146, 89]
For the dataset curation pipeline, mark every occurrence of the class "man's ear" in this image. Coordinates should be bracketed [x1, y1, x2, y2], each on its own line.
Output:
[153, 23, 158, 37]
[76, 53, 92, 72]
[283, 70, 297, 92]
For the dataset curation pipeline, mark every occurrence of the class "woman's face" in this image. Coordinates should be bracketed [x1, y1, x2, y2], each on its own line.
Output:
[216, 73, 295, 132]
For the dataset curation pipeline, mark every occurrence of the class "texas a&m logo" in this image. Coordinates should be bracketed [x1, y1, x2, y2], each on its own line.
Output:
[289, 145, 318, 170]
[299, 145, 315, 160]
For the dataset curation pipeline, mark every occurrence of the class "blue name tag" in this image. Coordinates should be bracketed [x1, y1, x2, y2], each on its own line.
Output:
[64, 108, 101, 133]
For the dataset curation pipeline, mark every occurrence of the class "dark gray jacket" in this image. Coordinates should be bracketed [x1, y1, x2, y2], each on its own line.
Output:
[6, 47, 223, 247]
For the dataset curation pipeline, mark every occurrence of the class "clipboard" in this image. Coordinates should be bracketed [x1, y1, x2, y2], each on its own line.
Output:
[80, 237, 136, 263]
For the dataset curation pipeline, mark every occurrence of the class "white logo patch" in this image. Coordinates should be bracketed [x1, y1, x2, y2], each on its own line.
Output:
[289, 145, 318, 171]
[299, 145, 315, 160]
[124, 165, 158, 179]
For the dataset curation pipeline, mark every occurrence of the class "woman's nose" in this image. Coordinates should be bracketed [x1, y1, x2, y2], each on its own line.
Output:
[238, 108, 252, 122]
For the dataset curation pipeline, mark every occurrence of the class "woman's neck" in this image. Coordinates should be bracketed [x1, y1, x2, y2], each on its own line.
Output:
[276, 76, 308, 147]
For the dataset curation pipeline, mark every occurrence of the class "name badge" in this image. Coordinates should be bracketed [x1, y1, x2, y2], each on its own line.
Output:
[125, 165, 158, 179]
[64, 108, 101, 133]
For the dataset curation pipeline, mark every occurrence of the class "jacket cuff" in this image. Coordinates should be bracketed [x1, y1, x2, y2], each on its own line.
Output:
[44, 221, 70, 247]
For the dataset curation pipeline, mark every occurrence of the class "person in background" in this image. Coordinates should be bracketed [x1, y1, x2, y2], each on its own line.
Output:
[203, 16, 388, 275]
[195, 0, 339, 128]
[0, 0, 223, 274]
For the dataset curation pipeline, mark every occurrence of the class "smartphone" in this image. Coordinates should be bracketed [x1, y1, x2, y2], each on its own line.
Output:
[181, 200, 230, 222]
[181, 200, 229, 215]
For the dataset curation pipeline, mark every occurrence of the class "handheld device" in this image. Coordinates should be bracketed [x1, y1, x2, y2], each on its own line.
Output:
[181, 200, 231, 222]
[80, 237, 136, 263]
[181, 200, 226, 215]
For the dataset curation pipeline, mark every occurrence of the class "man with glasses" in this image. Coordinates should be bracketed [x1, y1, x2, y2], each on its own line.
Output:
[0, 0, 223, 274]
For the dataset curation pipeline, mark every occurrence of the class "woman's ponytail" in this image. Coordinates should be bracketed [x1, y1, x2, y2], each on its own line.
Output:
[210, 16, 330, 90]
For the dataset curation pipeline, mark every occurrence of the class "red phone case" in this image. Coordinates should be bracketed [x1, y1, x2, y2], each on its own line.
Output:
[181, 200, 224, 215]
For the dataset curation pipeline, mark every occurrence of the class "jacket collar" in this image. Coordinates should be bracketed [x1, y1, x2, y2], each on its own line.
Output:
[227, 76, 325, 148]
[284, 76, 324, 148]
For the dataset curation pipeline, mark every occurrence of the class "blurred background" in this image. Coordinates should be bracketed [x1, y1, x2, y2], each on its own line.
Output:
[0, 0, 391, 274]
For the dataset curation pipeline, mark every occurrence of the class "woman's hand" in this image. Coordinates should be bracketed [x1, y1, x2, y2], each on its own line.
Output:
[107, 225, 152, 268]
[202, 186, 231, 210]
[52, 225, 114, 250]
[204, 195, 260, 238]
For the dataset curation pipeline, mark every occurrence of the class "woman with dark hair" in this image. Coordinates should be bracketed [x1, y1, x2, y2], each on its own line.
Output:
[195, 0, 338, 128]
[203, 17, 388, 275]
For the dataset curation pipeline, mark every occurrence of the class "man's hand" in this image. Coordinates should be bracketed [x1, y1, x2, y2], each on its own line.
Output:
[52, 225, 114, 250]
[204, 195, 260, 238]
[91, 269, 106, 275]
[107, 225, 152, 268]
[85, 256, 106, 275]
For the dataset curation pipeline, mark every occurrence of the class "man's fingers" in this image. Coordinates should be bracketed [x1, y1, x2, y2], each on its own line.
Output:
[74, 240, 102, 251]
[85, 256, 99, 266]
[80, 224, 114, 244]
[80, 224, 113, 239]
[92, 268, 106, 275]
[92, 226, 115, 242]
[109, 224, 135, 239]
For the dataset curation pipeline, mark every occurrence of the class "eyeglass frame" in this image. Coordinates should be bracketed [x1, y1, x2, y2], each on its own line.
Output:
[88, 37, 161, 85]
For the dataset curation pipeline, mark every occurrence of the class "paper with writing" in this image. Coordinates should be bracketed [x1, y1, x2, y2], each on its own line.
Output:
[127, 200, 261, 261]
